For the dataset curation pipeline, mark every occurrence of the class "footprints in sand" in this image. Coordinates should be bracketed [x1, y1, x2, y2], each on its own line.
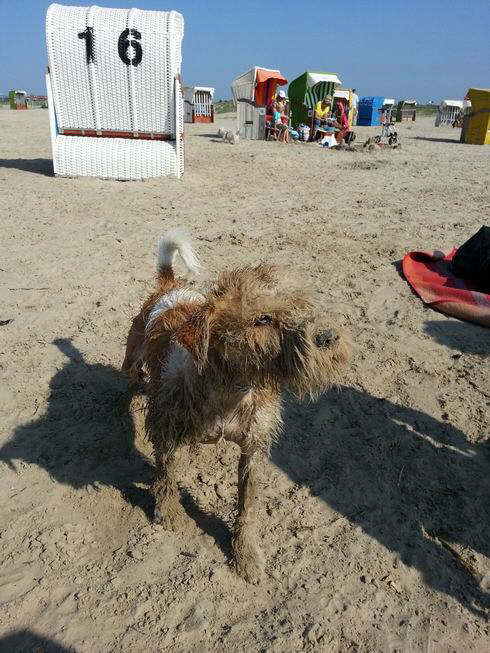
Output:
[32, 524, 97, 565]
[0, 560, 43, 605]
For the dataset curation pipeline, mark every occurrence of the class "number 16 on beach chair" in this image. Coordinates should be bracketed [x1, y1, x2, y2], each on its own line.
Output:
[45, 4, 184, 180]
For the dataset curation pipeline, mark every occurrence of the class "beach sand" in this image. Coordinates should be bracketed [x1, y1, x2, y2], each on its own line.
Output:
[1, 109, 489, 652]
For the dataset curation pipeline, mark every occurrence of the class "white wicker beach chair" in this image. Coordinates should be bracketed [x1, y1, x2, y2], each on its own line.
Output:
[45, 4, 184, 180]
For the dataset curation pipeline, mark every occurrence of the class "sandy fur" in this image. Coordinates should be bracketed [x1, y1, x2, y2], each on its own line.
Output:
[123, 242, 350, 582]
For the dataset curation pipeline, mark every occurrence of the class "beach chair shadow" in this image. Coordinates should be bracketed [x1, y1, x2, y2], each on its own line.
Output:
[412, 136, 461, 144]
[0, 158, 54, 176]
[195, 133, 222, 138]
[273, 386, 490, 615]
[0, 338, 153, 517]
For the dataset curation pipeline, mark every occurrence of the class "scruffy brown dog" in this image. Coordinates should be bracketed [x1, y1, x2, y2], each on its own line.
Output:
[122, 228, 350, 583]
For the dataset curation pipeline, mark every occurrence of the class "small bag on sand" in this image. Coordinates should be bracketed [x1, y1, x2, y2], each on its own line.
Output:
[298, 125, 310, 141]
[344, 131, 356, 144]
[451, 226, 490, 289]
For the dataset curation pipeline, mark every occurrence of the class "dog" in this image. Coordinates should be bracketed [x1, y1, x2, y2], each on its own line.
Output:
[122, 228, 350, 583]
[217, 127, 239, 144]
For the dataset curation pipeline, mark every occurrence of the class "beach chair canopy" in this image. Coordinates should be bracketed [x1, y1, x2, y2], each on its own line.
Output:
[464, 88, 490, 145]
[288, 71, 341, 126]
[334, 89, 350, 101]
[231, 67, 287, 107]
[46, 3, 184, 180]
[183, 86, 215, 103]
[383, 98, 395, 106]
[289, 72, 342, 108]
[440, 100, 463, 109]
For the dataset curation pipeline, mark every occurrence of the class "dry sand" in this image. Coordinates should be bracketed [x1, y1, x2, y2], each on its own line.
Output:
[0, 109, 489, 653]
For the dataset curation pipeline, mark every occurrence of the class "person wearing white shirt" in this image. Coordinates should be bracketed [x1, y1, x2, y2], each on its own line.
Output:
[352, 88, 359, 125]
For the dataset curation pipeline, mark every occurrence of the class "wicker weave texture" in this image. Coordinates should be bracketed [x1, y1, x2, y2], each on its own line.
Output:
[46, 4, 184, 179]
[175, 77, 184, 178]
[46, 4, 183, 133]
[54, 136, 178, 180]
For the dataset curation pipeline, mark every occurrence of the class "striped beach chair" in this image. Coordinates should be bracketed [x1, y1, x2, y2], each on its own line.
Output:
[305, 81, 338, 111]
[288, 72, 342, 132]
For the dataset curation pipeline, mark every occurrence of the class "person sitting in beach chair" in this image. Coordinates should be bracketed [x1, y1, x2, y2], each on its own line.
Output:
[272, 109, 290, 143]
[314, 96, 346, 145]
[334, 99, 351, 144]
[267, 91, 291, 142]
[313, 96, 333, 139]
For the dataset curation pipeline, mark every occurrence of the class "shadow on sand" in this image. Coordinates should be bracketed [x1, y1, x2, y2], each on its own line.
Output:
[0, 339, 153, 517]
[2, 341, 489, 614]
[273, 386, 490, 616]
[0, 630, 76, 652]
[0, 338, 233, 553]
[424, 319, 490, 357]
[412, 136, 461, 144]
[0, 158, 54, 176]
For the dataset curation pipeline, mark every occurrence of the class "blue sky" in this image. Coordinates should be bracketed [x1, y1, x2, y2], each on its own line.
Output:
[1, 0, 489, 101]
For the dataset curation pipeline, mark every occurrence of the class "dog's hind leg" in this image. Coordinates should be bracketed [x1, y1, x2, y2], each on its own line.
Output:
[232, 448, 264, 584]
[122, 312, 146, 389]
[152, 443, 188, 531]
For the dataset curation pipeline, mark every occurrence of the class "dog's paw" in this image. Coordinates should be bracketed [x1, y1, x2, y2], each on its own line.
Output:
[233, 538, 265, 585]
[153, 501, 188, 532]
[235, 551, 264, 585]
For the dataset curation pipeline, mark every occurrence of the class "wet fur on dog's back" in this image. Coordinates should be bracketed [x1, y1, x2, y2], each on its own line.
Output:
[122, 228, 350, 582]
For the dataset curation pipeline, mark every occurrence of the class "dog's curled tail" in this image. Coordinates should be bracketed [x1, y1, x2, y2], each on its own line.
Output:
[156, 227, 201, 278]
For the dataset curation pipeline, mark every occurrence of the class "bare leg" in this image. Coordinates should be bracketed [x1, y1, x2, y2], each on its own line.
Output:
[233, 448, 264, 584]
[152, 444, 187, 531]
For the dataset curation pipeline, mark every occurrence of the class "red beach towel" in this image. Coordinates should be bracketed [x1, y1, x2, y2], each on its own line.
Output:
[402, 248, 490, 327]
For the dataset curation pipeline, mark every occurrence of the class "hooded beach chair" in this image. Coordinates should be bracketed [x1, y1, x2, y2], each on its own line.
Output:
[395, 100, 417, 122]
[45, 3, 184, 180]
[9, 90, 28, 110]
[461, 88, 490, 145]
[333, 89, 354, 127]
[435, 100, 464, 127]
[356, 97, 384, 126]
[288, 71, 342, 132]
[183, 86, 215, 123]
[231, 67, 287, 140]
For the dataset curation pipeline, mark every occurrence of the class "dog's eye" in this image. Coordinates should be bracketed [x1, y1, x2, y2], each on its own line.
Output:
[254, 315, 273, 326]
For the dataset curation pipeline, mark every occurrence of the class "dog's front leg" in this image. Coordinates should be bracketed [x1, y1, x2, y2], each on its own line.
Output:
[233, 448, 264, 584]
[152, 443, 187, 531]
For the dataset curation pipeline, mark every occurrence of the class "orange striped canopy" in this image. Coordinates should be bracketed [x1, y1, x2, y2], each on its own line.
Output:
[254, 68, 288, 106]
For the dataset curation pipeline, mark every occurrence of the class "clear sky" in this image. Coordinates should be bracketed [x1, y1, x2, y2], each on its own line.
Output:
[1, 0, 489, 102]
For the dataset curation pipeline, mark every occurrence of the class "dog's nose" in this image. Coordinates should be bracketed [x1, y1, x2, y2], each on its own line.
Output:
[315, 329, 338, 349]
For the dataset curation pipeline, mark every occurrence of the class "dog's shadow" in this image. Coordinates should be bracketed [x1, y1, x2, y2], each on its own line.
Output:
[0, 338, 153, 516]
[4, 340, 489, 612]
[274, 386, 490, 615]
[0, 630, 75, 653]
[0, 338, 234, 556]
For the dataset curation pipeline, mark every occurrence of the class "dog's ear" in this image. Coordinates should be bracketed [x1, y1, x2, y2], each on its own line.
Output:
[174, 309, 210, 373]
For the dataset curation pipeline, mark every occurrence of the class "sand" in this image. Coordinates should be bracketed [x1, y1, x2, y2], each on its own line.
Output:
[0, 109, 489, 653]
